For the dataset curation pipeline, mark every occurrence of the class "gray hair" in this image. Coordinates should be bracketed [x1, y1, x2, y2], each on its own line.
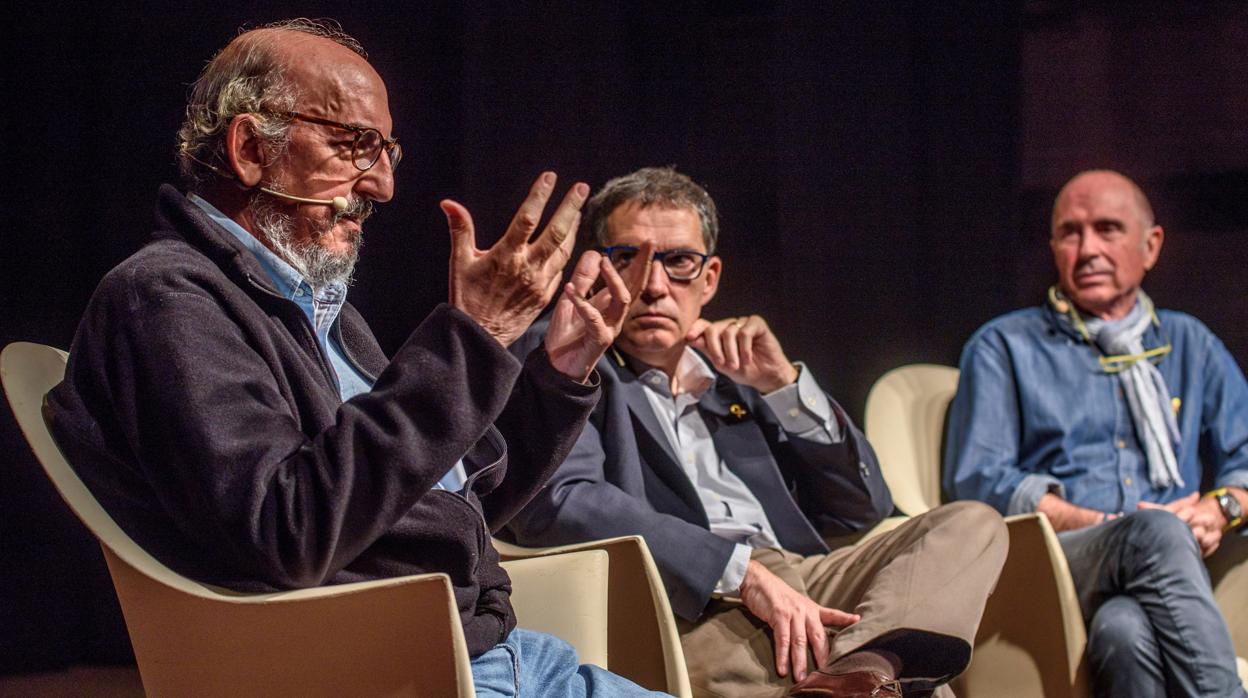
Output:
[582, 167, 720, 254]
[176, 18, 366, 191]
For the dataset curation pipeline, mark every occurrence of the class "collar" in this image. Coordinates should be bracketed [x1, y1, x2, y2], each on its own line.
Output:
[617, 345, 716, 400]
[1046, 286, 1170, 372]
[188, 193, 347, 305]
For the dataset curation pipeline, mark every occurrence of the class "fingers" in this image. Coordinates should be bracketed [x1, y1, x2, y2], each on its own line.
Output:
[567, 250, 602, 297]
[686, 318, 711, 344]
[1170, 492, 1200, 511]
[789, 614, 809, 681]
[536, 182, 590, 271]
[565, 282, 608, 338]
[806, 613, 830, 676]
[773, 613, 791, 678]
[819, 606, 861, 627]
[619, 240, 655, 302]
[500, 172, 558, 248]
[441, 199, 476, 262]
[594, 256, 633, 327]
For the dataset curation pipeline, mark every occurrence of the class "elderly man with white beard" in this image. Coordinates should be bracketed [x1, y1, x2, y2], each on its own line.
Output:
[46, 18, 665, 697]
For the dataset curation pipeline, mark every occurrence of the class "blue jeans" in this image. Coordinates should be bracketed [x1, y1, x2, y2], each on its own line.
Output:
[1059, 509, 1246, 698]
[470, 628, 670, 697]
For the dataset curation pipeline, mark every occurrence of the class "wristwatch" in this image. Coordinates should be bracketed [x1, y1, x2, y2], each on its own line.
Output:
[1206, 487, 1244, 532]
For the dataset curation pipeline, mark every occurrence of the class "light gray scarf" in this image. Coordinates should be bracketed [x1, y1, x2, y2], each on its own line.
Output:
[1081, 293, 1183, 489]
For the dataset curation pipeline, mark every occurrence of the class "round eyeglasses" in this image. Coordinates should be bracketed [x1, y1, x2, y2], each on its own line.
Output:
[276, 110, 402, 172]
[600, 245, 710, 281]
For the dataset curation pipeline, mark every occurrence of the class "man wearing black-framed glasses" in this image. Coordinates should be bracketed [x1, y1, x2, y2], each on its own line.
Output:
[507, 166, 1008, 698]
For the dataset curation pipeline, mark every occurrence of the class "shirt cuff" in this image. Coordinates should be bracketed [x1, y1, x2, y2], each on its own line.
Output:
[1007, 474, 1066, 516]
[713, 543, 753, 596]
[761, 362, 843, 443]
[1216, 471, 1248, 493]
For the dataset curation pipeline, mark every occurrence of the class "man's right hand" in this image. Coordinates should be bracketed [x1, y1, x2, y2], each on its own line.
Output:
[443, 172, 586, 347]
[737, 559, 860, 683]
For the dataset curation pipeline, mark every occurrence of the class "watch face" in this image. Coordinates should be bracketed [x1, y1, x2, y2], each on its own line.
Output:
[1218, 492, 1243, 521]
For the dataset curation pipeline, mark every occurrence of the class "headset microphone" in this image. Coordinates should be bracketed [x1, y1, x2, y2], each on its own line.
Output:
[257, 186, 349, 212]
[182, 150, 349, 212]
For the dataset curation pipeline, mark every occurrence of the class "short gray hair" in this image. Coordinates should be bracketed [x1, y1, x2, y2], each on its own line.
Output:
[176, 18, 366, 191]
[582, 167, 720, 254]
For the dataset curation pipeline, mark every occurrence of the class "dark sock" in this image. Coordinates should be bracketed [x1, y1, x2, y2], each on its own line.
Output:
[822, 649, 902, 679]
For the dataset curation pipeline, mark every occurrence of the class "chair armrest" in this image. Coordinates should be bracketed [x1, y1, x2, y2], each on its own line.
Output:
[952, 512, 1089, 698]
[503, 550, 610, 667]
[104, 546, 474, 698]
[1207, 531, 1248, 660]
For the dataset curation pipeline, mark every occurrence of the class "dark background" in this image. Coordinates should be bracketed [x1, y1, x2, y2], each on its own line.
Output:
[3, 0, 1246, 672]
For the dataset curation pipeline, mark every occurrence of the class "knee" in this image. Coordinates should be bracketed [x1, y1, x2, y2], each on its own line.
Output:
[933, 500, 1008, 557]
[1087, 596, 1156, 663]
[1120, 508, 1199, 556]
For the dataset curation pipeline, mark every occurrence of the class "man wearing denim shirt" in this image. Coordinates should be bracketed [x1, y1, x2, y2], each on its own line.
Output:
[946, 169, 1248, 697]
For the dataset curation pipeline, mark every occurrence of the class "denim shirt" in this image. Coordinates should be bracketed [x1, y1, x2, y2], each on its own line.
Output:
[187, 194, 372, 400]
[944, 303, 1248, 517]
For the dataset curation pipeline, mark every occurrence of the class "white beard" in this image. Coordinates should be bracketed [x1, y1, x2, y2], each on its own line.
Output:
[250, 188, 370, 288]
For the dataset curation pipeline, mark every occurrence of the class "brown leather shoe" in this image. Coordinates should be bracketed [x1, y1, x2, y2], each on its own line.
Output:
[788, 669, 903, 697]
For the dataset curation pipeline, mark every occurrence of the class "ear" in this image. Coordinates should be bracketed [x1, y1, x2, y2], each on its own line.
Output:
[224, 114, 268, 188]
[1143, 224, 1164, 271]
[699, 256, 722, 308]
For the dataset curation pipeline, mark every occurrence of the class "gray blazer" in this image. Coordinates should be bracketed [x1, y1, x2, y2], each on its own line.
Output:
[505, 322, 893, 620]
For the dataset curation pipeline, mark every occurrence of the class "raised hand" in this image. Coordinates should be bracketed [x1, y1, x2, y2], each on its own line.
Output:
[443, 172, 585, 347]
[738, 560, 860, 682]
[687, 315, 799, 393]
[544, 242, 655, 382]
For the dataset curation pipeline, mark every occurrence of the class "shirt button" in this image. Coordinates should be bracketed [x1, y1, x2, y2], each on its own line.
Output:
[1117, 440, 1126, 449]
[788, 407, 801, 418]
[859, 463, 870, 478]
[1124, 477, 1133, 486]
[294, 288, 304, 297]
[805, 397, 817, 407]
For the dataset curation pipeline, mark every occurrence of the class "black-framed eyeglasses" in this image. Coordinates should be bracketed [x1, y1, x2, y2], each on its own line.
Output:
[600, 245, 710, 281]
[275, 110, 402, 172]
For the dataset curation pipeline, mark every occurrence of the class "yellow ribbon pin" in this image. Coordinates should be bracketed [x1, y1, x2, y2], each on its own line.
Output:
[729, 404, 747, 419]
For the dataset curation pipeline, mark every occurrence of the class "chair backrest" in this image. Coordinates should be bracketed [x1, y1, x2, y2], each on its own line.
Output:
[0, 341, 236, 599]
[3, 341, 476, 696]
[863, 363, 959, 516]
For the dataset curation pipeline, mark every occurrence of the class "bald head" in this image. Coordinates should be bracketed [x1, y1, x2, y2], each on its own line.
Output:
[176, 19, 374, 191]
[1053, 170, 1155, 231]
[1049, 169, 1164, 320]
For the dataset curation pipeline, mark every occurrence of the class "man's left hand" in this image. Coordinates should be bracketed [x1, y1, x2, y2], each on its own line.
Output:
[544, 243, 654, 383]
[687, 315, 798, 393]
[1138, 492, 1225, 557]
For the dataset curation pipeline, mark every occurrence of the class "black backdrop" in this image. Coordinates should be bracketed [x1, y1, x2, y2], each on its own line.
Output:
[4, 0, 1246, 672]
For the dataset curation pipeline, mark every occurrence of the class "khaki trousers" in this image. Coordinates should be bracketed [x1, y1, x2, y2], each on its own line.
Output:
[677, 501, 1008, 698]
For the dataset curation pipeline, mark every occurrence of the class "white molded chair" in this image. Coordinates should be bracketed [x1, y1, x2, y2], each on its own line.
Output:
[866, 363, 1248, 695]
[2, 342, 618, 697]
[494, 537, 693, 698]
[866, 364, 1088, 697]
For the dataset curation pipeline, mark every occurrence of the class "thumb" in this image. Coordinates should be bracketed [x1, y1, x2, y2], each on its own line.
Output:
[686, 318, 711, 342]
[441, 199, 476, 261]
[818, 606, 860, 628]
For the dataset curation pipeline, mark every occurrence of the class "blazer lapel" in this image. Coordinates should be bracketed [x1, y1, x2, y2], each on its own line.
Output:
[700, 375, 829, 554]
[608, 352, 708, 519]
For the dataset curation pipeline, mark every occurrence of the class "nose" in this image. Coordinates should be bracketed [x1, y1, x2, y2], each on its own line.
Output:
[639, 254, 670, 302]
[355, 151, 395, 203]
[1076, 225, 1101, 260]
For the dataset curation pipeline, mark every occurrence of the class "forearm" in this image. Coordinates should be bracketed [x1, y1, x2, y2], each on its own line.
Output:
[1037, 493, 1110, 531]
[482, 345, 600, 529]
